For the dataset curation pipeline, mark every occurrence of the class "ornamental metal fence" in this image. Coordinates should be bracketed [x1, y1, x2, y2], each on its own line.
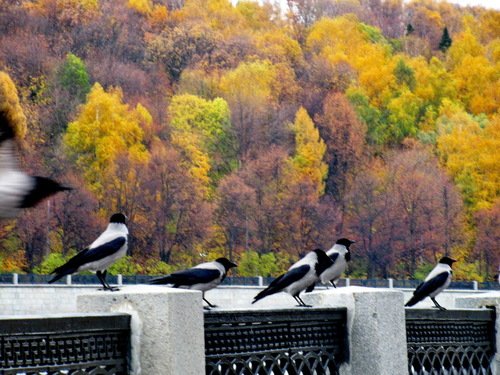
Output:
[0, 313, 130, 375]
[406, 308, 496, 375]
[204, 308, 348, 375]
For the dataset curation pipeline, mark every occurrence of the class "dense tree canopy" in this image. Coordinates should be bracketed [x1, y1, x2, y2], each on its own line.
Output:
[0, 0, 498, 280]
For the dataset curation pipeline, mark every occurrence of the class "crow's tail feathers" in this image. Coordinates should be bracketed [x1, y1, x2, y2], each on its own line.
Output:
[404, 295, 421, 307]
[149, 275, 174, 285]
[48, 265, 76, 284]
[252, 286, 277, 304]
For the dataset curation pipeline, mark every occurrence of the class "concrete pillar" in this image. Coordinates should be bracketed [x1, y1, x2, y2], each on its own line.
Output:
[117, 274, 123, 286]
[66, 275, 72, 285]
[308, 287, 408, 375]
[455, 292, 500, 375]
[388, 278, 394, 288]
[257, 276, 264, 287]
[77, 285, 205, 375]
[12, 273, 18, 285]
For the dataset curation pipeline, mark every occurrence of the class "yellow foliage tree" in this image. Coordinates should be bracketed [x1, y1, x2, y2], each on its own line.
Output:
[0, 71, 27, 140]
[64, 83, 149, 201]
[127, 0, 152, 14]
[306, 16, 395, 106]
[437, 103, 500, 211]
[447, 25, 498, 115]
[287, 107, 328, 195]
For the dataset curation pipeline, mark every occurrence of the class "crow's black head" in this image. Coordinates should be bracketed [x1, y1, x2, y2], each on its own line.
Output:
[110, 213, 127, 224]
[438, 256, 457, 267]
[336, 238, 355, 249]
[216, 257, 238, 271]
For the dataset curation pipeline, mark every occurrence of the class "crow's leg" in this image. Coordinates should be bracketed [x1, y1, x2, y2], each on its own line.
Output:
[295, 295, 312, 308]
[103, 270, 120, 291]
[203, 292, 217, 308]
[330, 280, 337, 289]
[96, 271, 108, 290]
[97, 270, 119, 291]
[431, 297, 446, 311]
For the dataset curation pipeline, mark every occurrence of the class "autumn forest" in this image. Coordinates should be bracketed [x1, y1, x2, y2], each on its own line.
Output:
[0, 0, 498, 281]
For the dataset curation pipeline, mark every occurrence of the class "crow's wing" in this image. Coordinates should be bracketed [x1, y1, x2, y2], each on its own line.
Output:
[150, 268, 221, 286]
[57, 237, 126, 271]
[406, 272, 449, 306]
[269, 265, 310, 291]
[253, 265, 311, 303]
[49, 237, 126, 283]
[329, 253, 339, 264]
[77, 237, 126, 264]
[414, 272, 449, 297]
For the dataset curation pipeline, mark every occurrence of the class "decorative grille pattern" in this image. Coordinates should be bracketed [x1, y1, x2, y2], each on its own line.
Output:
[0, 314, 130, 375]
[406, 309, 496, 375]
[204, 308, 348, 375]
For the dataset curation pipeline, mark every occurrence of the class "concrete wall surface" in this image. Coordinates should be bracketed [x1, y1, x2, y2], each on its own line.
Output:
[0, 283, 491, 315]
[1, 284, 499, 375]
[78, 286, 205, 375]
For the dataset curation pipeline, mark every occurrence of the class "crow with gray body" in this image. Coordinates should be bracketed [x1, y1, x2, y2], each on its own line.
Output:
[405, 256, 457, 310]
[49, 213, 128, 291]
[150, 257, 237, 309]
[0, 110, 70, 219]
[252, 249, 334, 307]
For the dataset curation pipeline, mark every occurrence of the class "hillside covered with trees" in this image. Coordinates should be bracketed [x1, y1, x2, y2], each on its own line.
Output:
[0, 0, 498, 280]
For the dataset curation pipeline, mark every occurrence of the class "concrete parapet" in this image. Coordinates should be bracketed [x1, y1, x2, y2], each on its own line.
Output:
[455, 292, 500, 375]
[307, 287, 408, 375]
[77, 285, 205, 375]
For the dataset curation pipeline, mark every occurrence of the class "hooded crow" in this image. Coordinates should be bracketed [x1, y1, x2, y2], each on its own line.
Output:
[306, 238, 355, 292]
[149, 257, 237, 309]
[0, 110, 70, 218]
[252, 249, 333, 307]
[405, 256, 457, 310]
[48, 213, 128, 291]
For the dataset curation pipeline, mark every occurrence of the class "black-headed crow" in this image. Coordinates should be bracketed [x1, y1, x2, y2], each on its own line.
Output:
[0, 110, 70, 218]
[252, 249, 333, 307]
[48, 213, 128, 291]
[405, 256, 457, 310]
[306, 238, 355, 292]
[149, 257, 237, 309]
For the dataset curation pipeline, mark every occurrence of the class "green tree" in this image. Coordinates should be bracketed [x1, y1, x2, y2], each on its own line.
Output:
[57, 53, 91, 102]
[237, 250, 278, 277]
[394, 59, 416, 91]
[168, 94, 236, 188]
[439, 27, 452, 52]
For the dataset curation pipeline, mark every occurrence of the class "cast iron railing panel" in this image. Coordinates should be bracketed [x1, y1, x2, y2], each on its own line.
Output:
[406, 309, 496, 375]
[0, 313, 130, 375]
[204, 308, 348, 375]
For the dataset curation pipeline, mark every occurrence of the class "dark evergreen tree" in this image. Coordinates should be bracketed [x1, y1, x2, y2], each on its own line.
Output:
[439, 27, 452, 52]
[406, 24, 414, 35]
